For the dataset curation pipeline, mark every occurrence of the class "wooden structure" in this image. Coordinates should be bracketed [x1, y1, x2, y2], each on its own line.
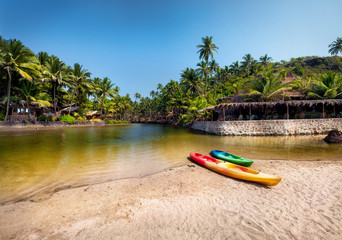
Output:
[84, 111, 101, 120]
[199, 99, 342, 121]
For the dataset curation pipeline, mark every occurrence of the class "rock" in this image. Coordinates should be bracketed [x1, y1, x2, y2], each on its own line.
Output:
[323, 129, 342, 143]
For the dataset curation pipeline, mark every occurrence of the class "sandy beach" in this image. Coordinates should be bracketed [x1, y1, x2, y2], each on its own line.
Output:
[0, 159, 342, 240]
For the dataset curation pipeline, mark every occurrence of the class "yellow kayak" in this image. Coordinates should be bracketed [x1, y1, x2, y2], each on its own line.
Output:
[190, 153, 281, 186]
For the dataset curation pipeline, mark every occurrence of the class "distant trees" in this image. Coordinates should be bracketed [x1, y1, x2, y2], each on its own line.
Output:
[1, 34, 341, 125]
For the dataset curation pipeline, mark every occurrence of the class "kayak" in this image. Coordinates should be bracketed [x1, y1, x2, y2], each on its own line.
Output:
[190, 153, 281, 186]
[211, 150, 253, 167]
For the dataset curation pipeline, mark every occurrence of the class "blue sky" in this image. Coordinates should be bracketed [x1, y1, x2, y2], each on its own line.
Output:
[1, 0, 341, 97]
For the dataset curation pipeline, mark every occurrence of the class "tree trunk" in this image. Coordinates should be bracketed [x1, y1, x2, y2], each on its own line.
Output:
[100, 95, 105, 114]
[69, 89, 75, 115]
[53, 83, 57, 113]
[4, 67, 12, 121]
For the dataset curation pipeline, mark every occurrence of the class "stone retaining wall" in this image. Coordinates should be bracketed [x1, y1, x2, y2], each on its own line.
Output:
[191, 118, 342, 136]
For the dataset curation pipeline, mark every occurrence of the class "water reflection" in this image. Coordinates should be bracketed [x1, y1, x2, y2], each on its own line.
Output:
[0, 124, 341, 204]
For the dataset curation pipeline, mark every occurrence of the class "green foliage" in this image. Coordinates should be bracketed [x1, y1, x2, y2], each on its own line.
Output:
[293, 65, 304, 76]
[104, 119, 130, 124]
[77, 116, 87, 122]
[60, 114, 76, 124]
[38, 115, 47, 121]
[0, 111, 5, 121]
[78, 108, 85, 117]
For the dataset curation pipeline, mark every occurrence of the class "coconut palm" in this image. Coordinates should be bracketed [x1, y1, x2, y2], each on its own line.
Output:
[196, 61, 211, 96]
[197, 36, 218, 96]
[98, 77, 118, 114]
[69, 63, 91, 108]
[306, 72, 342, 99]
[43, 55, 69, 113]
[229, 61, 240, 76]
[259, 54, 273, 69]
[0, 38, 41, 120]
[180, 68, 202, 96]
[197, 36, 219, 63]
[241, 54, 254, 80]
[328, 37, 342, 56]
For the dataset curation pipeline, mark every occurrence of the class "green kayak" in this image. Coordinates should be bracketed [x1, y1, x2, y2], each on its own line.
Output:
[210, 150, 253, 167]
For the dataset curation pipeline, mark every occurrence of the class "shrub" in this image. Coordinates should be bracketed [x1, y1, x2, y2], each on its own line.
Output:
[38, 115, 47, 121]
[104, 119, 130, 124]
[77, 117, 87, 122]
[60, 115, 76, 125]
[78, 108, 85, 117]
[0, 112, 5, 121]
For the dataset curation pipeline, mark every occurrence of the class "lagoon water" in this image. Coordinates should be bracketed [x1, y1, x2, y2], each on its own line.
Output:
[0, 124, 341, 204]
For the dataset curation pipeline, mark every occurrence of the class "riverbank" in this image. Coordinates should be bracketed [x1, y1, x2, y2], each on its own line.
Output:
[0, 120, 133, 131]
[1, 159, 341, 240]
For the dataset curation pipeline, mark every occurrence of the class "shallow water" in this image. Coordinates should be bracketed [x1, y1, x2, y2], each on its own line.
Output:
[0, 124, 341, 204]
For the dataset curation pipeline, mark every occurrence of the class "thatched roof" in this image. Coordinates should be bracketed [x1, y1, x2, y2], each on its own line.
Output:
[84, 111, 101, 116]
[61, 106, 79, 113]
[199, 99, 342, 113]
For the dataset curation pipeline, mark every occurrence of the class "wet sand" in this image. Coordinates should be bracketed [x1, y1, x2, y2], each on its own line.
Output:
[0, 160, 342, 240]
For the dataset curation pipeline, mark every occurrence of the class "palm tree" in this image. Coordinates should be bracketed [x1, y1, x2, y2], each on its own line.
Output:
[197, 36, 219, 63]
[259, 54, 273, 69]
[328, 37, 342, 56]
[98, 77, 117, 114]
[229, 61, 240, 76]
[306, 72, 342, 99]
[196, 61, 211, 96]
[241, 54, 254, 80]
[197, 36, 218, 96]
[180, 68, 202, 96]
[69, 63, 91, 109]
[0, 38, 41, 121]
[43, 55, 69, 113]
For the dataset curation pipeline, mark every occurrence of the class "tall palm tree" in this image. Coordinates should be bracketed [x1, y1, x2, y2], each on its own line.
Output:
[241, 54, 254, 80]
[196, 61, 211, 96]
[328, 37, 342, 56]
[197, 36, 218, 96]
[98, 77, 117, 114]
[43, 55, 69, 113]
[197, 36, 219, 63]
[306, 72, 342, 99]
[69, 63, 91, 108]
[0, 38, 41, 121]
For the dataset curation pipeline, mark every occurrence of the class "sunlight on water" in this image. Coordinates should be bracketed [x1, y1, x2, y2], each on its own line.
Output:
[0, 124, 341, 204]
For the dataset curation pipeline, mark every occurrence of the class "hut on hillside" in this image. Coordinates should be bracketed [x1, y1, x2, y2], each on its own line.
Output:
[198, 99, 342, 121]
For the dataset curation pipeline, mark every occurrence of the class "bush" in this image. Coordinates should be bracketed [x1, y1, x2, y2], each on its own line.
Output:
[60, 115, 76, 124]
[38, 115, 48, 121]
[104, 119, 130, 124]
[78, 108, 85, 117]
[77, 117, 87, 122]
[0, 112, 5, 121]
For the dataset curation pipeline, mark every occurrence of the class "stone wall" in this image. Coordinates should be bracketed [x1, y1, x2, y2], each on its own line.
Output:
[191, 118, 342, 136]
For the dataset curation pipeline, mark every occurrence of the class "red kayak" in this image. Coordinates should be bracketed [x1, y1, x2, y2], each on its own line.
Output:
[190, 153, 281, 186]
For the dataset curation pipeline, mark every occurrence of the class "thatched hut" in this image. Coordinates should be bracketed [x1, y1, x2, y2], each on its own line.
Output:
[84, 111, 101, 120]
[199, 99, 342, 121]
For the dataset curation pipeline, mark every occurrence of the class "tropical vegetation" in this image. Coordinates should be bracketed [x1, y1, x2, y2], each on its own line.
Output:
[1, 35, 341, 125]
